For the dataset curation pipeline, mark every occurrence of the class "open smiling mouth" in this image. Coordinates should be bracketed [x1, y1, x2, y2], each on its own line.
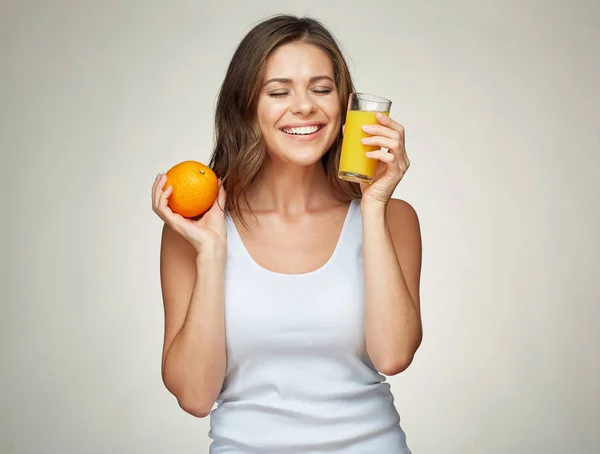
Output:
[281, 125, 324, 136]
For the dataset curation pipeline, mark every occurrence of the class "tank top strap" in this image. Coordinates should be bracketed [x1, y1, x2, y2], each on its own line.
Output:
[332, 198, 363, 266]
[224, 209, 256, 274]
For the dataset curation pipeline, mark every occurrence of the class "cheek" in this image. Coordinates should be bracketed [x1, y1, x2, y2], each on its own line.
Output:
[256, 101, 270, 131]
[257, 99, 287, 129]
[322, 99, 341, 125]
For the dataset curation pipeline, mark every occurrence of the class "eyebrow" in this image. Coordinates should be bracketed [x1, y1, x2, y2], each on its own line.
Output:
[263, 75, 335, 87]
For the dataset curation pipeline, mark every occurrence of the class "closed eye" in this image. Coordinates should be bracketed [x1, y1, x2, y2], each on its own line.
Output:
[268, 88, 334, 98]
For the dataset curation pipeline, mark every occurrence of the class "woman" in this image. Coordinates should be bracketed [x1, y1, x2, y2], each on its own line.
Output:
[151, 14, 422, 454]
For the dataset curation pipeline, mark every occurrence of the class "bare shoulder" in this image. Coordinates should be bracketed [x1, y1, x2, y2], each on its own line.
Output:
[161, 223, 197, 263]
[386, 198, 421, 236]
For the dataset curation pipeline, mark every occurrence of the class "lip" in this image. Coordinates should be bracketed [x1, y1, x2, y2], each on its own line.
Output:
[280, 123, 326, 142]
[279, 122, 326, 130]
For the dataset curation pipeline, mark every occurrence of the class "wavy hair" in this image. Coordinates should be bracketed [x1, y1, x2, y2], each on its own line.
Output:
[208, 14, 360, 229]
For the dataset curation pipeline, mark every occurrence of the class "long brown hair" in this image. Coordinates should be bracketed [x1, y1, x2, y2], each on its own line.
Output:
[208, 14, 360, 229]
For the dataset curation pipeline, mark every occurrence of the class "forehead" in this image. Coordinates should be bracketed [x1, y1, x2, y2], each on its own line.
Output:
[263, 42, 334, 80]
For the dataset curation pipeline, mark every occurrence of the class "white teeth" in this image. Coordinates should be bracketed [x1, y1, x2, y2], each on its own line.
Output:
[282, 125, 321, 135]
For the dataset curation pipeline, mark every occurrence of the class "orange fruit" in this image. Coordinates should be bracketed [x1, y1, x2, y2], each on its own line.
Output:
[165, 160, 218, 218]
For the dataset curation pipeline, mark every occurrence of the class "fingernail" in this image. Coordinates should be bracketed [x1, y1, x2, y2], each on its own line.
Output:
[361, 125, 372, 132]
[376, 112, 386, 120]
[361, 138, 371, 144]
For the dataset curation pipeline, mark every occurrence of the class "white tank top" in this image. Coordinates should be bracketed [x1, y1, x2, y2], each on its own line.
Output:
[209, 199, 411, 453]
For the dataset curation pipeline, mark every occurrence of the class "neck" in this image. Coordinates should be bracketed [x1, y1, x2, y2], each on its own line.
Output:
[247, 158, 332, 216]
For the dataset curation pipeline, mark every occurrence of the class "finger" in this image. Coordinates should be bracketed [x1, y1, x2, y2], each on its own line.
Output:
[361, 136, 402, 155]
[157, 185, 186, 226]
[361, 124, 401, 142]
[375, 113, 405, 139]
[365, 149, 395, 164]
[152, 174, 163, 209]
[159, 184, 173, 211]
[366, 150, 405, 178]
[153, 174, 167, 209]
[152, 175, 186, 228]
[151, 173, 162, 206]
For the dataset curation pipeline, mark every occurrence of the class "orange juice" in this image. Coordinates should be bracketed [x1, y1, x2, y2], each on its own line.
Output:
[339, 110, 389, 182]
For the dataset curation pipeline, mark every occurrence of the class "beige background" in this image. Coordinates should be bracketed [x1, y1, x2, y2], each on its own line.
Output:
[2, 0, 599, 453]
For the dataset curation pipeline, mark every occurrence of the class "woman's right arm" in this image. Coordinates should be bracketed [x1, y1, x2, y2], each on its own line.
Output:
[159, 225, 227, 418]
[152, 172, 228, 418]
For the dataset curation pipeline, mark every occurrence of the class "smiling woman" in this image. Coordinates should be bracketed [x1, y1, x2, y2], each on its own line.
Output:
[151, 13, 422, 454]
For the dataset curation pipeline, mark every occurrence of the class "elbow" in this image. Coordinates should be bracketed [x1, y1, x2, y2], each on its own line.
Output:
[163, 374, 214, 418]
[177, 397, 213, 418]
[376, 338, 422, 376]
[378, 355, 414, 376]
[169, 387, 214, 418]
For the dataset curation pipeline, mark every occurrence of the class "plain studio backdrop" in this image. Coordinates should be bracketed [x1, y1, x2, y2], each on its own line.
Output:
[1, 0, 599, 453]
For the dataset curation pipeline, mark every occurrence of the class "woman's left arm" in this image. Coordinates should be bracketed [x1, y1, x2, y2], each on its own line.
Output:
[358, 113, 423, 376]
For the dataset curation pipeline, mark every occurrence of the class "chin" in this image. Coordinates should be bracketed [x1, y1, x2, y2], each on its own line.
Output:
[293, 152, 328, 167]
[272, 142, 332, 167]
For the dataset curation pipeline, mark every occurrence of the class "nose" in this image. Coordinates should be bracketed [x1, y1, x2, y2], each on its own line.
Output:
[290, 91, 316, 116]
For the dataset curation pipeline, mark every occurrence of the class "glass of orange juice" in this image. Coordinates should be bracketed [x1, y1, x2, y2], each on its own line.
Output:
[338, 93, 392, 184]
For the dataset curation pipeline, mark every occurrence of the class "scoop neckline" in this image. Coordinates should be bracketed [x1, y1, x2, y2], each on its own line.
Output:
[225, 200, 357, 278]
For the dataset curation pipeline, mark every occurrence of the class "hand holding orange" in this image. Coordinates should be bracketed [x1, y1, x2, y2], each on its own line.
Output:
[152, 160, 227, 252]
[164, 160, 218, 218]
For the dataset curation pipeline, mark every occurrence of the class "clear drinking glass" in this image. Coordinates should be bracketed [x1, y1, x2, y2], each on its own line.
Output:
[338, 93, 392, 184]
